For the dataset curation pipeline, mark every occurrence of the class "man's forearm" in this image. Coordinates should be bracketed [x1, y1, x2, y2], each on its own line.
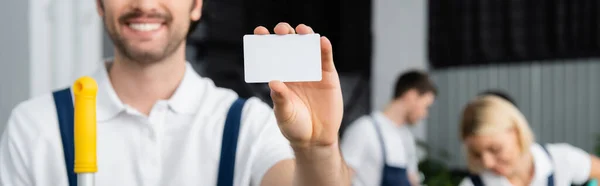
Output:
[292, 142, 352, 186]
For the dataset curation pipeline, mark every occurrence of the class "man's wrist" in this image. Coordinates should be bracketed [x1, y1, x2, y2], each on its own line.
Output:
[291, 142, 339, 162]
[290, 141, 352, 186]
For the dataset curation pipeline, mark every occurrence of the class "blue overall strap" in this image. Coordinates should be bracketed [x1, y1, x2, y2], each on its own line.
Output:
[370, 116, 411, 186]
[469, 174, 484, 186]
[53, 88, 77, 186]
[370, 117, 387, 164]
[216, 98, 247, 186]
[541, 145, 555, 186]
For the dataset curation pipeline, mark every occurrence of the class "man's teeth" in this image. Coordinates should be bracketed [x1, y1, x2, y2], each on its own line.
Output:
[129, 23, 161, 31]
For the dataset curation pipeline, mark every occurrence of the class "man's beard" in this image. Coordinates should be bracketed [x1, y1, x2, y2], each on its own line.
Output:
[104, 12, 185, 64]
[113, 34, 184, 64]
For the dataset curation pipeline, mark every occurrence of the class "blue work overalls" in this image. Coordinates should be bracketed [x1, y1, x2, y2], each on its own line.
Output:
[53, 88, 246, 186]
[469, 145, 555, 186]
[371, 117, 412, 186]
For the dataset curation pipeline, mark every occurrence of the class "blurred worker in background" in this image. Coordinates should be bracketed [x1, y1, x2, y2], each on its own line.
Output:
[459, 95, 600, 186]
[341, 70, 437, 186]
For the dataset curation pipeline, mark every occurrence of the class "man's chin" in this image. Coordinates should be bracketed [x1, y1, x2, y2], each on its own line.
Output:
[111, 32, 186, 64]
[121, 50, 167, 64]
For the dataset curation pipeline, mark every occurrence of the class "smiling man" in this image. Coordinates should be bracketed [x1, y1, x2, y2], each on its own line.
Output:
[0, 0, 351, 185]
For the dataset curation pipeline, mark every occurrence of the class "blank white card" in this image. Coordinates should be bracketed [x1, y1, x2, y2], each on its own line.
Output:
[243, 34, 322, 83]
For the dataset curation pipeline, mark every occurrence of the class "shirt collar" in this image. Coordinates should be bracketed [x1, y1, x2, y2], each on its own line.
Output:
[372, 111, 403, 129]
[167, 62, 206, 114]
[530, 143, 553, 179]
[92, 62, 125, 121]
[91, 61, 205, 121]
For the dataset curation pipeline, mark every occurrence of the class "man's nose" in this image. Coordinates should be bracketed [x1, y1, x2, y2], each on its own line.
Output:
[131, 0, 159, 13]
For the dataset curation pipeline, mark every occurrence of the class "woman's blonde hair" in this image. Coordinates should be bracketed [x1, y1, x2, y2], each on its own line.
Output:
[460, 95, 534, 173]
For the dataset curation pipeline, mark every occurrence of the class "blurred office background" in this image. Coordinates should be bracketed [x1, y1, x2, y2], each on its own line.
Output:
[1, 0, 599, 184]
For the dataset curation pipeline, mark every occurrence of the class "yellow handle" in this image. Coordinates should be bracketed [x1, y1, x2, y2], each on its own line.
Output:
[73, 76, 98, 173]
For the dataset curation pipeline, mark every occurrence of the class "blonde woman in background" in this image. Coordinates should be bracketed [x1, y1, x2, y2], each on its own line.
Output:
[459, 95, 600, 186]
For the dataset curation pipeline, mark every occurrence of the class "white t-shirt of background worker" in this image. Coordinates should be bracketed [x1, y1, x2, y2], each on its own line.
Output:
[341, 111, 419, 186]
[0, 62, 294, 186]
[459, 143, 592, 186]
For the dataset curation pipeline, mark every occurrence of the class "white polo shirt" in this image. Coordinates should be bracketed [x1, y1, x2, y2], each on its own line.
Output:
[341, 111, 419, 186]
[459, 143, 592, 186]
[0, 62, 294, 186]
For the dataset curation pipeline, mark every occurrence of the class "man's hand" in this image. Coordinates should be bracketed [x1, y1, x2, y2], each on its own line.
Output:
[254, 23, 343, 148]
[409, 172, 421, 186]
[254, 23, 350, 186]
